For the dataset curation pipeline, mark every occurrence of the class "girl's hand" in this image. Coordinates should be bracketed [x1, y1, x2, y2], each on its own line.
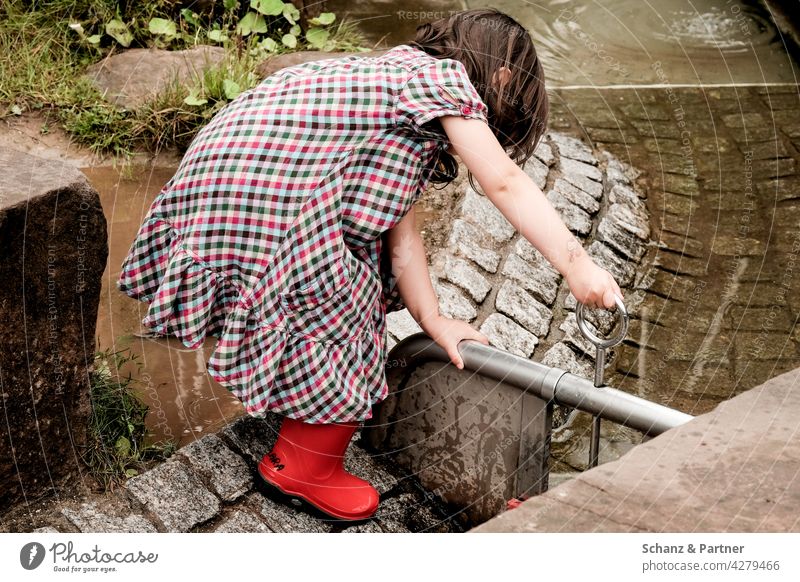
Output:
[421, 315, 490, 370]
[566, 253, 624, 310]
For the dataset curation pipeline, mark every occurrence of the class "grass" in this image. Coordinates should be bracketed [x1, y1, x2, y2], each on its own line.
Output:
[82, 347, 178, 491]
[0, 0, 370, 158]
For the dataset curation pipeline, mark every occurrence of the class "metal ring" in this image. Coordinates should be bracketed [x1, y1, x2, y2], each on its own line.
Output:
[575, 293, 629, 349]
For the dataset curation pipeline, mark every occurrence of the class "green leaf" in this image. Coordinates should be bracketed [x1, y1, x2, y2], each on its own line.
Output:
[183, 91, 208, 106]
[309, 12, 336, 26]
[236, 12, 267, 36]
[223, 79, 242, 100]
[281, 33, 297, 48]
[260, 37, 278, 52]
[224, 0, 238, 11]
[86, 34, 102, 45]
[125, 468, 139, 477]
[105, 19, 133, 47]
[115, 435, 131, 456]
[181, 9, 199, 27]
[252, 0, 284, 16]
[208, 29, 228, 43]
[282, 3, 301, 25]
[305, 27, 329, 49]
[149, 18, 177, 38]
[68, 22, 84, 36]
[289, 24, 301, 36]
[10, 104, 22, 116]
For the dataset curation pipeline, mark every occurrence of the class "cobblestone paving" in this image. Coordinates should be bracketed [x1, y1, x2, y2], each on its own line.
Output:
[389, 130, 656, 471]
[13, 414, 467, 534]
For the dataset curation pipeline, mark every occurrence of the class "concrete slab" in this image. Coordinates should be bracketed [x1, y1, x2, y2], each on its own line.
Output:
[472, 367, 800, 532]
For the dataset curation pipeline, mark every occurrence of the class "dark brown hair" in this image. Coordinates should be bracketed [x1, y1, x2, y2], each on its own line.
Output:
[408, 8, 549, 186]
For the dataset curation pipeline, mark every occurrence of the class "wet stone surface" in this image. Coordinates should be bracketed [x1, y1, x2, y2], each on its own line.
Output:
[7, 413, 466, 533]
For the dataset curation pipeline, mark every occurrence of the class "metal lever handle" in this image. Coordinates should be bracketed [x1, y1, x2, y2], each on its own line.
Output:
[575, 293, 629, 468]
[575, 293, 629, 352]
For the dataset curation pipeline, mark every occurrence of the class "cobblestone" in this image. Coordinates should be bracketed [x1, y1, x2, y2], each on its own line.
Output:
[495, 280, 552, 337]
[541, 342, 594, 378]
[176, 433, 252, 502]
[214, 509, 271, 533]
[560, 157, 603, 182]
[501, 252, 560, 306]
[547, 190, 593, 236]
[61, 502, 157, 533]
[437, 253, 492, 303]
[549, 132, 597, 165]
[386, 308, 423, 340]
[448, 218, 501, 272]
[524, 156, 550, 190]
[125, 460, 219, 532]
[434, 280, 478, 321]
[551, 177, 600, 214]
[461, 187, 516, 242]
[479, 313, 539, 358]
[534, 141, 555, 166]
[585, 241, 635, 287]
[596, 204, 649, 261]
[562, 170, 604, 199]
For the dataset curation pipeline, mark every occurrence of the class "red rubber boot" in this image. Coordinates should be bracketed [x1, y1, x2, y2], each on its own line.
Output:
[256, 416, 380, 520]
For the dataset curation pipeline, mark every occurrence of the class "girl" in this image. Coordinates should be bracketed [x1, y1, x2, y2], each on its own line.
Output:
[117, 8, 623, 522]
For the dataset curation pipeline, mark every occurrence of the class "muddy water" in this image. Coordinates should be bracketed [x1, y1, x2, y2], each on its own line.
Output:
[90, 166, 439, 448]
[91, 167, 245, 448]
[329, 0, 797, 85]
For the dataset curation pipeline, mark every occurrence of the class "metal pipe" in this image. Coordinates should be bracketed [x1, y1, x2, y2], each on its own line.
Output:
[385, 333, 693, 436]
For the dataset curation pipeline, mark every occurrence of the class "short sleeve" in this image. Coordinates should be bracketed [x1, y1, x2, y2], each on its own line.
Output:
[396, 57, 488, 134]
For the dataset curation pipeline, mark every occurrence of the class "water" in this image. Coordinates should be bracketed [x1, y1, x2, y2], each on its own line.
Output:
[329, 0, 797, 86]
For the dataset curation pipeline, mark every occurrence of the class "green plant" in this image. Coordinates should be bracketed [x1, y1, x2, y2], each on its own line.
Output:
[83, 347, 178, 491]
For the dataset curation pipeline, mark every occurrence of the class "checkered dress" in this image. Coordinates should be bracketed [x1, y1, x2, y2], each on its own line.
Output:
[117, 45, 489, 423]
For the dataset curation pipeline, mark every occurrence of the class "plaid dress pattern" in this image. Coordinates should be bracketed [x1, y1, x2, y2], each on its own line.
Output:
[117, 45, 489, 423]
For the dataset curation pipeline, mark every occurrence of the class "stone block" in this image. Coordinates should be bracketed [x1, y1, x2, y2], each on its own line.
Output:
[246, 491, 332, 533]
[461, 187, 515, 242]
[479, 313, 539, 358]
[0, 149, 107, 512]
[438, 254, 492, 303]
[586, 241, 635, 287]
[546, 190, 593, 236]
[176, 433, 252, 502]
[501, 252, 559, 306]
[551, 177, 600, 214]
[447, 219, 501, 272]
[561, 171, 603, 199]
[433, 280, 477, 322]
[495, 280, 552, 337]
[560, 157, 602, 182]
[386, 308, 423, 341]
[541, 343, 594, 378]
[548, 132, 597, 165]
[61, 501, 157, 533]
[125, 460, 220, 532]
[533, 141, 555, 166]
[596, 204, 649, 261]
[214, 509, 271, 533]
[524, 156, 550, 189]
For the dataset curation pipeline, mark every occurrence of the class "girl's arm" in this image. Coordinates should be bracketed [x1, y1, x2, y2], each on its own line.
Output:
[385, 206, 488, 369]
[440, 116, 623, 310]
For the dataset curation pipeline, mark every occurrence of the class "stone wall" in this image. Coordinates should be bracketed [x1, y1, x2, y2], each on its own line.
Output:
[0, 149, 107, 512]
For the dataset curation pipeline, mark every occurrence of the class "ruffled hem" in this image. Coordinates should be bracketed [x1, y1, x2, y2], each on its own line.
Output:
[116, 217, 241, 349]
[207, 309, 388, 424]
[117, 218, 391, 423]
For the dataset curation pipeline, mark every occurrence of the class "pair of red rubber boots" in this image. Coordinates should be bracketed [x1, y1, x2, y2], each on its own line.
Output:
[256, 416, 380, 520]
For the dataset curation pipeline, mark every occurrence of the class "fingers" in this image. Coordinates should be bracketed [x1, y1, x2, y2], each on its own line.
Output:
[447, 343, 465, 370]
